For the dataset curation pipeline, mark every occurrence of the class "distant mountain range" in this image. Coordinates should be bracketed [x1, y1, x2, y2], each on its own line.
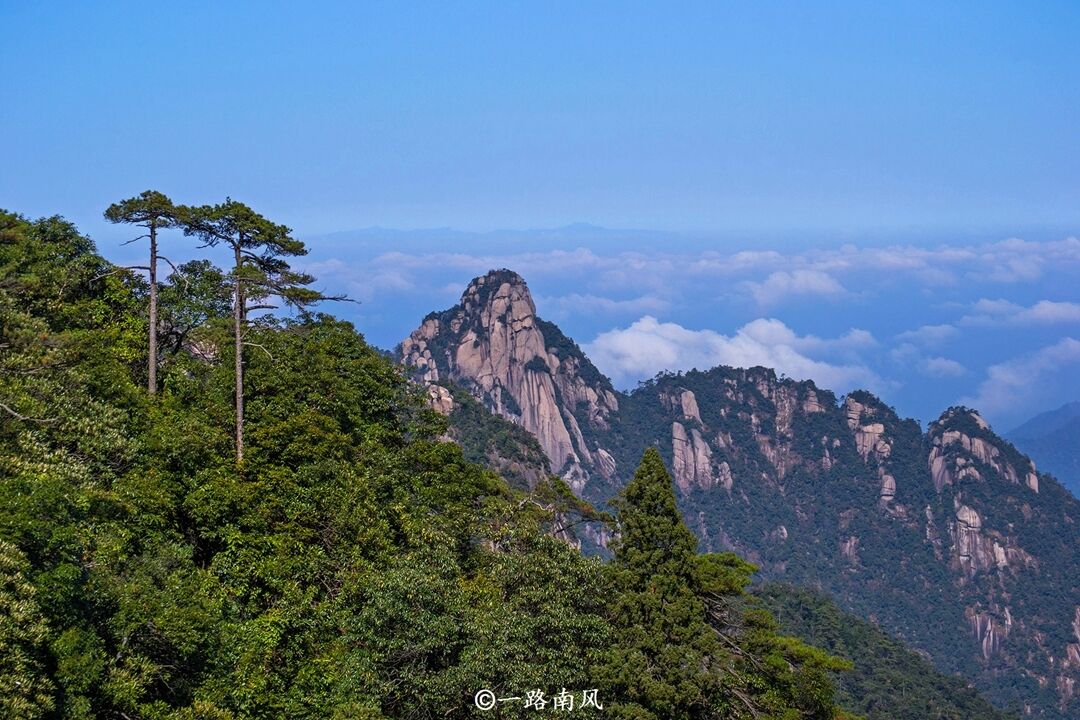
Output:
[1008, 402, 1080, 498]
[399, 268, 1080, 718]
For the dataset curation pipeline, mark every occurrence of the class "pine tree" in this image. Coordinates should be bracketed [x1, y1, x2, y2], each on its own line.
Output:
[599, 448, 850, 720]
[104, 190, 182, 394]
[180, 199, 340, 462]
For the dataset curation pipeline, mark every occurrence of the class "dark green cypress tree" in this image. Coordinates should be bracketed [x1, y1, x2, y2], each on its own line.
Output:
[598, 447, 721, 720]
[598, 448, 851, 720]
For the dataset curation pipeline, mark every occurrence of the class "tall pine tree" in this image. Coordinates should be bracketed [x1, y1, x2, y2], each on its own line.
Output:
[103, 190, 182, 394]
[180, 199, 338, 462]
[598, 448, 850, 720]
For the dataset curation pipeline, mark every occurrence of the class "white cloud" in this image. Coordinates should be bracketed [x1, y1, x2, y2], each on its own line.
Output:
[744, 269, 846, 307]
[919, 356, 967, 378]
[583, 316, 882, 393]
[970, 237, 1080, 283]
[535, 293, 671, 318]
[889, 342, 921, 364]
[303, 232, 1080, 424]
[297, 258, 415, 302]
[961, 299, 1080, 327]
[971, 298, 1021, 316]
[960, 338, 1080, 420]
[1019, 300, 1080, 324]
[888, 342, 966, 378]
[371, 247, 608, 276]
[321, 233, 1080, 314]
[896, 324, 958, 347]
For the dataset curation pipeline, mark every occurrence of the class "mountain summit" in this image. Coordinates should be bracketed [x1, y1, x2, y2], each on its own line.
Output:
[401, 269, 1080, 718]
[399, 269, 620, 490]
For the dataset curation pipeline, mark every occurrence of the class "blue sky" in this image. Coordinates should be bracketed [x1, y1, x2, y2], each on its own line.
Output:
[2, 2, 1079, 429]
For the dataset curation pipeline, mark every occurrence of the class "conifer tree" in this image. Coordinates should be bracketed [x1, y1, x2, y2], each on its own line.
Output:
[181, 198, 338, 462]
[599, 446, 720, 720]
[104, 190, 182, 394]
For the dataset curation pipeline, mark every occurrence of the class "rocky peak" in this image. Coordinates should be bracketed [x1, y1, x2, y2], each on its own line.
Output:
[647, 368, 837, 494]
[400, 269, 619, 490]
[928, 407, 1040, 494]
[925, 408, 1042, 586]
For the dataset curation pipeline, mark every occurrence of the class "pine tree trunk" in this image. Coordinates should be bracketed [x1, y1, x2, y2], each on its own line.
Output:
[234, 245, 244, 464]
[148, 223, 158, 394]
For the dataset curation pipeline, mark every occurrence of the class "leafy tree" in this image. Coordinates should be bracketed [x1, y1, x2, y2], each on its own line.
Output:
[104, 190, 183, 394]
[599, 448, 851, 720]
[0, 207, 870, 720]
[0, 540, 55, 719]
[180, 199, 339, 462]
[157, 259, 233, 356]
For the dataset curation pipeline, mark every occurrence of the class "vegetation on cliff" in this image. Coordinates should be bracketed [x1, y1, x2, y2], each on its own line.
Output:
[758, 584, 1015, 720]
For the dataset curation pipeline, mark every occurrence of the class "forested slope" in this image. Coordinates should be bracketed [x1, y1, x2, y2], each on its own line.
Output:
[0, 207, 850, 719]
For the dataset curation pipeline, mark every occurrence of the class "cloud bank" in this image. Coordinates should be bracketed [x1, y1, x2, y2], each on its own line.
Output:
[300, 227, 1080, 427]
[584, 316, 882, 393]
[961, 338, 1080, 420]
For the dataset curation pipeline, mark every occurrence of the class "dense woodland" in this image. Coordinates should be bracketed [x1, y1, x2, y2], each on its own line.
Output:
[757, 585, 1014, 720]
[0, 200, 862, 719]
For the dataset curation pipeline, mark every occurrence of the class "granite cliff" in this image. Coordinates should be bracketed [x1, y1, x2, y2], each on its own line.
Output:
[401, 269, 1080, 717]
[399, 269, 619, 491]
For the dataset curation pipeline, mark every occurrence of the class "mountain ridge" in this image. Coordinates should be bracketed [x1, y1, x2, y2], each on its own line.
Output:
[1007, 403, 1080, 497]
[400, 268, 1080, 718]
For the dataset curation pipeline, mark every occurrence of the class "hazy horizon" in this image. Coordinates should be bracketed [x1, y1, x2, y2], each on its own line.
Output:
[69, 219, 1075, 432]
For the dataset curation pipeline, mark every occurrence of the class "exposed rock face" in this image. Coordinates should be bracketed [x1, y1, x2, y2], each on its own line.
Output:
[840, 535, 860, 563]
[844, 395, 898, 504]
[950, 501, 1034, 579]
[929, 408, 1040, 494]
[671, 421, 716, 491]
[1065, 608, 1080, 672]
[968, 607, 1013, 660]
[663, 388, 702, 423]
[406, 270, 1080, 718]
[400, 270, 618, 491]
[425, 384, 455, 415]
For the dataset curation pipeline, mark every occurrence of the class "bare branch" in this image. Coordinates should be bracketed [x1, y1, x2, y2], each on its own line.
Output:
[91, 266, 150, 282]
[120, 233, 151, 246]
[0, 401, 57, 424]
[156, 255, 187, 286]
[550, 517, 594, 535]
[242, 342, 274, 360]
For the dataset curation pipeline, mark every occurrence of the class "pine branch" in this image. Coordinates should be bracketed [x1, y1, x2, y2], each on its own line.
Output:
[120, 233, 151, 246]
[242, 342, 274, 360]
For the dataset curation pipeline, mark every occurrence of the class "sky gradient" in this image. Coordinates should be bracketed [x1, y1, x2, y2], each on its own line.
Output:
[2, 2, 1078, 430]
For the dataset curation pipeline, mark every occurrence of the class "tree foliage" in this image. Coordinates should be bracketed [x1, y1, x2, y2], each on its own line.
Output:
[599, 448, 852, 720]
